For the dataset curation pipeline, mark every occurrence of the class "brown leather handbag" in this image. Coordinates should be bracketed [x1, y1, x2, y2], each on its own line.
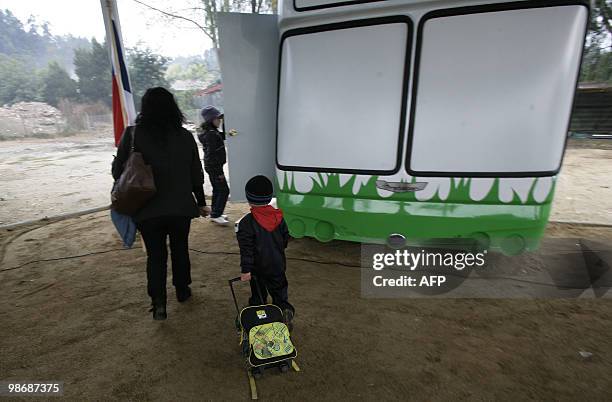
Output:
[111, 126, 156, 215]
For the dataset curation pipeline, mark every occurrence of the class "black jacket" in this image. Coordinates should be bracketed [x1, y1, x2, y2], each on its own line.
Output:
[112, 125, 206, 223]
[236, 212, 289, 275]
[197, 123, 226, 167]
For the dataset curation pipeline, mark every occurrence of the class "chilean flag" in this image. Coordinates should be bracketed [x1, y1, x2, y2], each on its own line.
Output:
[100, 0, 136, 146]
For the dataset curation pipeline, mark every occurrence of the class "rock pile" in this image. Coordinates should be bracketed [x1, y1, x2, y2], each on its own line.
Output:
[0, 102, 66, 140]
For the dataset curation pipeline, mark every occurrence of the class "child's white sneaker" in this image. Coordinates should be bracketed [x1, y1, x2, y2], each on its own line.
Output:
[209, 216, 230, 226]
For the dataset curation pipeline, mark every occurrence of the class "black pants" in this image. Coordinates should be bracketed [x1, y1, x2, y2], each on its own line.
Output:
[249, 271, 294, 314]
[137, 216, 192, 302]
[205, 165, 229, 218]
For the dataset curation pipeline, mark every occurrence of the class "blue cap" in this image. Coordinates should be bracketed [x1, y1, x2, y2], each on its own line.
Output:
[201, 106, 223, 123]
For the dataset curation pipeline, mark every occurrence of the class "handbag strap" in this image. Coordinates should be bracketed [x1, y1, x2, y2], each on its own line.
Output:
[130, 126, 136, 153]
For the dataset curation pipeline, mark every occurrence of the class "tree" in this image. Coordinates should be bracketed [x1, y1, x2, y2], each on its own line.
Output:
[167, 61, 210, 82]
[131, 0, 276, 49]
[0, 9, 90, 73]
[590, 0, 612, 39]
[0, 10, 50, 67]
[580, 0, 612, 82]
[74, 38, 111, 105]
[127, 47, 171, 108]
[173, 89, 198, 112]
[0, 54, 40, 105]
[53, 35, 92, 76]
[40, 61, 78, 106]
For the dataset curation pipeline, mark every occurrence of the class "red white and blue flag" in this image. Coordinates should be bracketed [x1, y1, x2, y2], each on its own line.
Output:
[100, 0, 136, 146]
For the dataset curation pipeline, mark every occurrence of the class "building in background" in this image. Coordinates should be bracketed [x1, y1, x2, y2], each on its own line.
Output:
[194, 80, 223, 111]
[570, 82, 612, 138]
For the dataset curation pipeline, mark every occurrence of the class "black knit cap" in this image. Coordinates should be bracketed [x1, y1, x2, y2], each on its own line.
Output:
[245, 175, 273, 205]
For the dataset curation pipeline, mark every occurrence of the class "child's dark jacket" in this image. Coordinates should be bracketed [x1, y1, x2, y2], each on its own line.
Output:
[197, 124, 226, 167]
[236, 206, 289, 275]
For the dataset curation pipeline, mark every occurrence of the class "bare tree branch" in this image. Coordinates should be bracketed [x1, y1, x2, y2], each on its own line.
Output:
[177, 7, 208, 12]
[202, 0, 218, 48]
[131, 0, 214, 41]
[131, 0, 275, 49]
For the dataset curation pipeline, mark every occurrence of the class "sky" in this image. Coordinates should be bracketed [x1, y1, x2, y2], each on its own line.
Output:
[0, 0, 213, 57]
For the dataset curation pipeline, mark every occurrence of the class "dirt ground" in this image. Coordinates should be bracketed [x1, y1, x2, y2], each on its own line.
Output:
[1, 137, 611, 400]
[0, 132, 222, 226]
[551, 139, 612, 224]
[1, 201, 611, 401]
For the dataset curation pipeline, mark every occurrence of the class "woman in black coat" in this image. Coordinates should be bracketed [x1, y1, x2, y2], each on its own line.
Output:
[112, 87, 210, 320]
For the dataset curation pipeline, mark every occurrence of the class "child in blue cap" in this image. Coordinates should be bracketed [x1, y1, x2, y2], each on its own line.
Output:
[198, 105, 230, 225]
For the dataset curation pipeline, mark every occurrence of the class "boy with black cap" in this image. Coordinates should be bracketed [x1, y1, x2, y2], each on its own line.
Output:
[237, 175, 294, 327]
[198, 105, 230, 225]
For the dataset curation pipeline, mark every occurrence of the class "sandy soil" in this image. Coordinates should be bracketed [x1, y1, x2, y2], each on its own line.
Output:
[0, 136, 611, 400]
[550, 140, 612, 224]
[0, 132, 221, 226]
[1, 202, 611, 400]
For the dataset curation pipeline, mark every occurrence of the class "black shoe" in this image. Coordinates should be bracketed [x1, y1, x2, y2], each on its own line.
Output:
[176, 286, 192, 303]
[283, 309, 294, 332]
[150, 300, 167, 321]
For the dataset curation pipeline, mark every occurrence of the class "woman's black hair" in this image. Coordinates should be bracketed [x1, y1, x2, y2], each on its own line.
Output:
[136, 87, 184, 136]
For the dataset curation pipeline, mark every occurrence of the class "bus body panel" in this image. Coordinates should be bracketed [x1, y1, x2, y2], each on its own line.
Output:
[219, 0, 588, 252]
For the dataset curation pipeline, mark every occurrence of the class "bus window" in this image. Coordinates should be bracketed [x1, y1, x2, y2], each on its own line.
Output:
[408, 4, 587, 176]
[277, 18, 411, 174]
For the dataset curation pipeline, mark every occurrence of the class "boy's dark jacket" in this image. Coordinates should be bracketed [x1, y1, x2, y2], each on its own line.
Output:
[236, 206, 289, 275]
[197, 123, 226, 167]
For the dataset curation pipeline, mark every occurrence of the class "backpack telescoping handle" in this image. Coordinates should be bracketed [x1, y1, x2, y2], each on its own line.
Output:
[228, 274, 264, 315]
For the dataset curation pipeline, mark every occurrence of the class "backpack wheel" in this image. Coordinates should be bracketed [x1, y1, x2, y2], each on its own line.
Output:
[279, 361, 289, 373]
[252, 367, 263, 379]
